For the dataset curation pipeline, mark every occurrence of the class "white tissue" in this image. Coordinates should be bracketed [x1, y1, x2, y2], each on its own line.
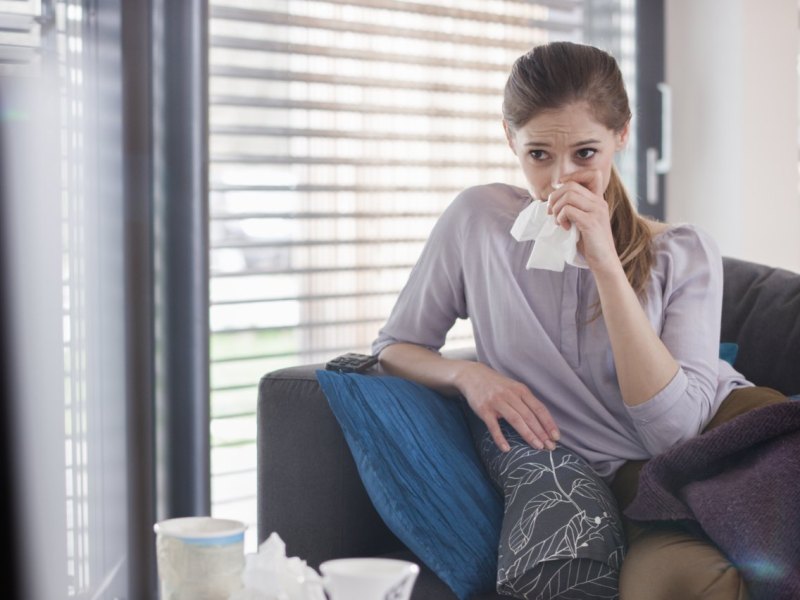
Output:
[229, 533, 325, 600]
[510, 197, 589, 272]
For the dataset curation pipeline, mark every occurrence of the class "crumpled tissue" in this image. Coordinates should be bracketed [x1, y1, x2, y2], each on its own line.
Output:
[510, 194, 589, 272]
[229, 532, 325, 600]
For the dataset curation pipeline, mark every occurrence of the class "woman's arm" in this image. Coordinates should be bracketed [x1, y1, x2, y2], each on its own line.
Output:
[591, 261, 679, 407]
[550, 170, 722, 454]
[549, 169, 679, 406]
[378, 342, 469, 397]
[373, 188, 559, 453]
[379, 343, 560, 452]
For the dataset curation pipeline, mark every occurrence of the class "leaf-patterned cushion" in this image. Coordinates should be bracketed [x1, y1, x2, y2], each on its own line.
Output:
[478, 427, 626, 599]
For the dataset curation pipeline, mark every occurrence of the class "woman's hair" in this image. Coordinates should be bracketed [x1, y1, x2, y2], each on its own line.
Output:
[503, 41, 653, 300]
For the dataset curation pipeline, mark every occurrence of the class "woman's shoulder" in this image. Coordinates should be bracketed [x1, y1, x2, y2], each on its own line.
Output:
[446, 183, 531, 231]
[647, 220, 723, 279]
[649, 221, 719, 254]
[429, 183, 529, 245]
[450, 182, 530, 213]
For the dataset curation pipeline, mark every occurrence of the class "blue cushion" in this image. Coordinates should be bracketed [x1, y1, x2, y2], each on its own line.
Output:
[316, 371, 503, 600]
[719, 342, 738, 366]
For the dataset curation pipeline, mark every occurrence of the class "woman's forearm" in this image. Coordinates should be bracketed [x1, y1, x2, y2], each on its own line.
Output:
[377, 343, 474, 397]
[379, 342, 561, 450]
[593, 262, 680, 407]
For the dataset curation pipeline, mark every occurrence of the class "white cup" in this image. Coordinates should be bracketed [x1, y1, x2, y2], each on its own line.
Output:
[153, 516, 246, 600]
[319, 558, 419, 600]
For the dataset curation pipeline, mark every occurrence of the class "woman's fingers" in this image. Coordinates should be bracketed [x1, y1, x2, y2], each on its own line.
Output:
[460, 362, 560, 453]
[496, 403, 546, 450]
[555, 200, 589, 231]
[548, 185, 593, 228]
[504, 394, 556, 450]
[517, 388, 561, 442]
[559, 169, 604, 196]
[480, 388, 559, 452]
[480, 400, 555, 453]
[548, 182, 595, 211]
[547, 180, 596, 207]
[547, 169, 605, 214]
[483, 413, 511, 453]
[548, 183, 610, 231]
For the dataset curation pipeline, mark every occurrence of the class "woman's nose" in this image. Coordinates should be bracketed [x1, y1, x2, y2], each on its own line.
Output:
[552, 159, 578, 188]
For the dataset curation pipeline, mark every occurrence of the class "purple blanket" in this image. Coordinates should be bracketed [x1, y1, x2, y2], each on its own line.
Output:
[625, 402, 800, 600]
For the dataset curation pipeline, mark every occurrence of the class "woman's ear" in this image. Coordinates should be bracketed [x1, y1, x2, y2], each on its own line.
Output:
[616, 119, 631, 150]
[503, 120, 517, 155]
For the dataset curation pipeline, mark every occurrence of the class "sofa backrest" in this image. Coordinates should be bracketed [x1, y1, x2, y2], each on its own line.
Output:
[721, 257, 800, 396]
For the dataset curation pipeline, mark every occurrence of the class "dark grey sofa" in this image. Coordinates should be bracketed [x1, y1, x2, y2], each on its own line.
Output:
[257, 257, 800, 599]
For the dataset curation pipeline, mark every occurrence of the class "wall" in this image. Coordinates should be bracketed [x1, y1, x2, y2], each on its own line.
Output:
[665, 0, 800, 272]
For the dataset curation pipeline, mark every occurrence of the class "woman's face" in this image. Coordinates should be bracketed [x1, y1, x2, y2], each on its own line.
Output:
[503, 102, 629, 201]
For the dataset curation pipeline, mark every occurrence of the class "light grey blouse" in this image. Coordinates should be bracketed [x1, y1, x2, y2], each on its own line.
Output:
[372, 183, 752, 480]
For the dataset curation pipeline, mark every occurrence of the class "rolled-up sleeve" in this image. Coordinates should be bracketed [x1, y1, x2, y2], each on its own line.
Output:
[625, 226, 724, 455]
[371, 193, 469, 357]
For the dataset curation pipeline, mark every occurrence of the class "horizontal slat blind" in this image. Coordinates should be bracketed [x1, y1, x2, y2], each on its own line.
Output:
[9, 0, 102, 594]
[3, 0, 93, 593]
[208, 0, 604, 550]
[4, 0, 89, 592]
[56, 0, 89, 594]
[0, 0, 45, 75]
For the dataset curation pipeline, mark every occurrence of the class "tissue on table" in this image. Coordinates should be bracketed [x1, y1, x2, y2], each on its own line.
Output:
[510, 197, 589, 272]
[229, 533, 325, 600]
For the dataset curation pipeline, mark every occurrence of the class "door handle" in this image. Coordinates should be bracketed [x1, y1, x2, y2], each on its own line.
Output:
[646, 82, 671, 205]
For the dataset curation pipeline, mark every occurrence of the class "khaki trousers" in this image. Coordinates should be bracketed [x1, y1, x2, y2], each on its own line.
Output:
[610, 386, 788, 600]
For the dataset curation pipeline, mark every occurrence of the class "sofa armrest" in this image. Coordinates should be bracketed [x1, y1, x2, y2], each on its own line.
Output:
[257, 363, 403, 567]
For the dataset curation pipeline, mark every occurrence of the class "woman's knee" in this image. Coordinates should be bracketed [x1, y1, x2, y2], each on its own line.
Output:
[704, 386, 787, 432]
[619, 526, 748, 600]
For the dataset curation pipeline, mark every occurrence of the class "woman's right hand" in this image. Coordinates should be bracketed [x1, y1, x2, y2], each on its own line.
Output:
[455, 362, 560, 452]
[377, 343, 559, 452]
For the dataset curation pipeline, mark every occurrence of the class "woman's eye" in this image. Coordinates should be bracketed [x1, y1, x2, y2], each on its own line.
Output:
[529, 150, 549, 161]
[576, 148, 597, 160]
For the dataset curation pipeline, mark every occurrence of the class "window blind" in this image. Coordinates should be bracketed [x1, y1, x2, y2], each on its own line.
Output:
[1, 0, 94, 594]
[0, 0, 47, 76]
[3, 0, 145, 596]
[208, 0, 634, 550]
[57, 1, 136, 596]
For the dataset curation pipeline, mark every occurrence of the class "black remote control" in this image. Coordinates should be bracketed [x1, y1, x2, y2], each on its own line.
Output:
[325, 352, 379, 373]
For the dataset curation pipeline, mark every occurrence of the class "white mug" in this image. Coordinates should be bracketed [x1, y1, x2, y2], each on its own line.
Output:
[153, 516, 246, 600]
[318, 558, 419, 600]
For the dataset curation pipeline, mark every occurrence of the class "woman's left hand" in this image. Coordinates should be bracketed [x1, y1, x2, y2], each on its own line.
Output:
[547, 169, 620, 273]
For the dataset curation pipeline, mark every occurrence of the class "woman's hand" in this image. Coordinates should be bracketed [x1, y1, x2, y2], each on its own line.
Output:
[546, 169, 620, 274]
[454, 361, 560, 452]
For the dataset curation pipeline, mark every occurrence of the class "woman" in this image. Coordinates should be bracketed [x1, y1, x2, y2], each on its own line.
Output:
[372, 42, 786, 599]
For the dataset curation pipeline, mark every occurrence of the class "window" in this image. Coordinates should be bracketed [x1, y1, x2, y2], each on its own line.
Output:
[208, 0, 637, 550]
[2, 1, 155, 597]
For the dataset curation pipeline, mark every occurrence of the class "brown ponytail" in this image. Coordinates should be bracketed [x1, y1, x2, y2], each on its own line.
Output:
[605, 166, 653, 299]
[503, 42, 654, 299]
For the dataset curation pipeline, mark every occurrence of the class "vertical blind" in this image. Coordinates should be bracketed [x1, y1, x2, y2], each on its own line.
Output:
[208, 0, 634, 549]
